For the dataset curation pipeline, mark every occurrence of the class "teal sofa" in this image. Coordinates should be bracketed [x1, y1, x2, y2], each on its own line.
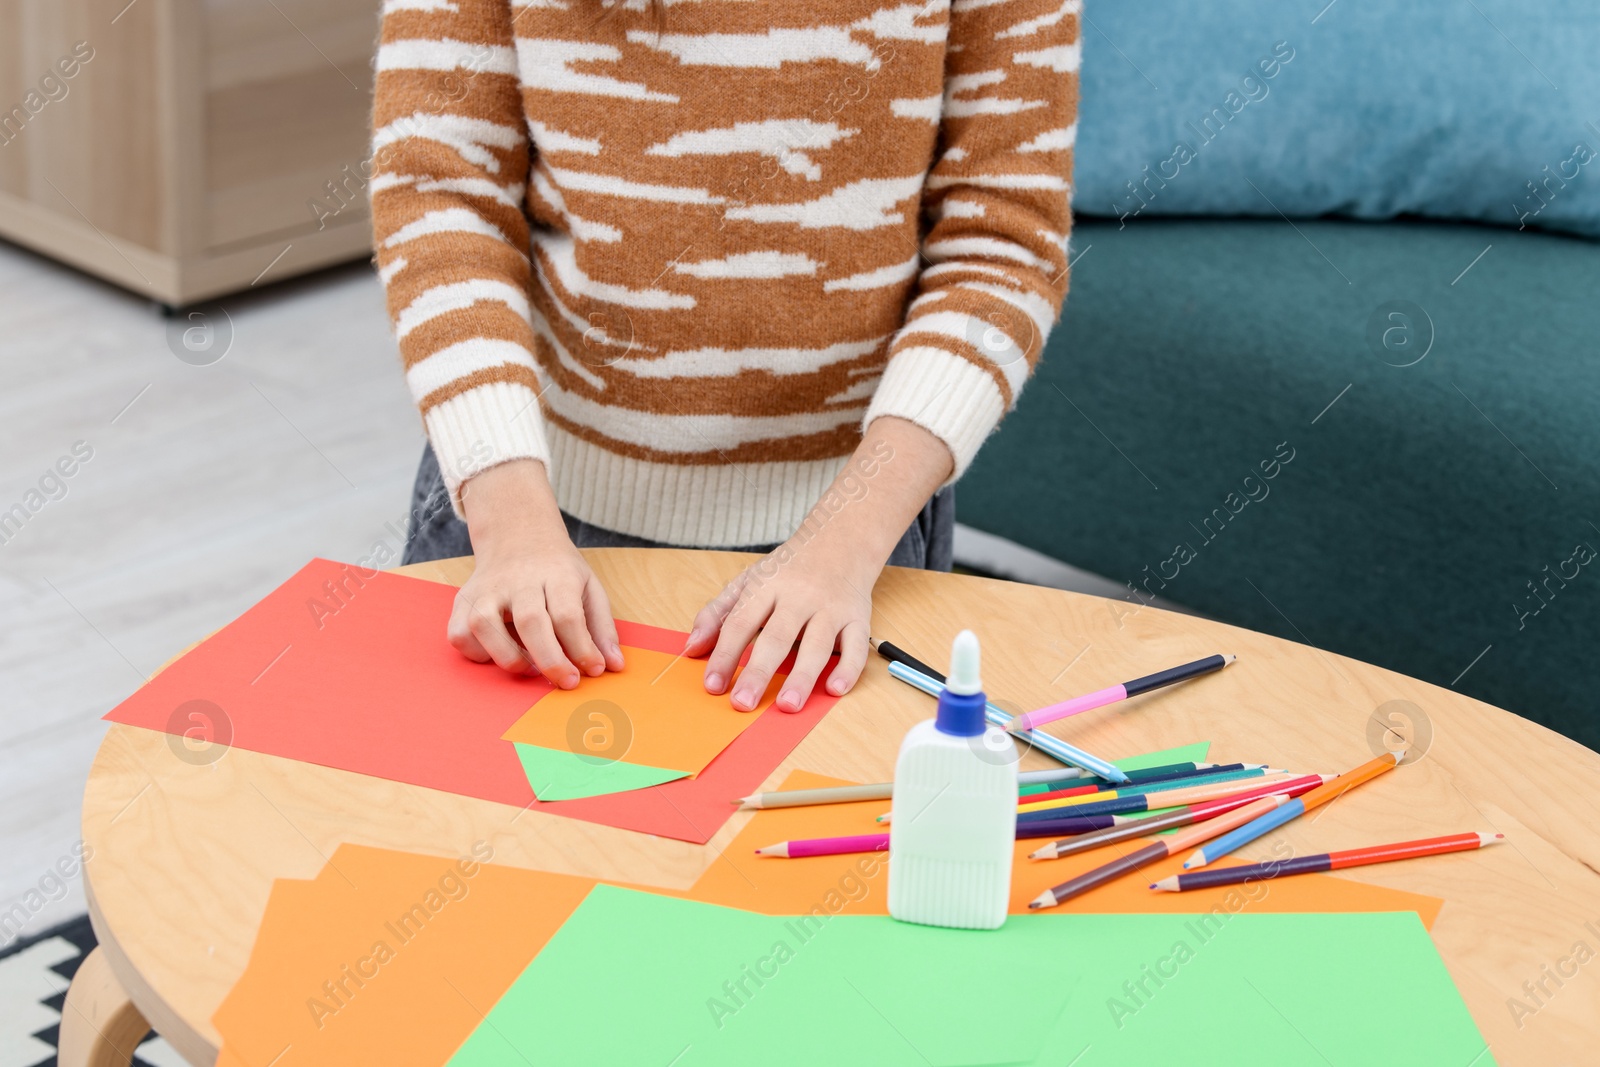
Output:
[961, 216, 1600, 751]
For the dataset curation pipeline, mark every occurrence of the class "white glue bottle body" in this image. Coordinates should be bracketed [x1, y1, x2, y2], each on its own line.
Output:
[888, 630, 1017, 929]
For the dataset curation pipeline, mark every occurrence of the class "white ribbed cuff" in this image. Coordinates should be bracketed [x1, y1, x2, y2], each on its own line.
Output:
[864, 345, 1007, 481]
[422, 381, 551, 516]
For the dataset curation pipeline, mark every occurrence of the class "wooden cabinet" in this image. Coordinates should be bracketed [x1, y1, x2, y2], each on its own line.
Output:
[0, 0, 378, 306]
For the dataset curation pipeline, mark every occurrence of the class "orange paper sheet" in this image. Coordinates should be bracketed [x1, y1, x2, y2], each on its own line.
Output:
[683, 771, 1445, 924]
[213, 845, 595, 1067]
[501, 646, 783, 775]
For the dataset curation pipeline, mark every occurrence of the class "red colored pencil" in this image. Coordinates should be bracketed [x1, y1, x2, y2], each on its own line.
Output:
[1150, 832, 1502, 891]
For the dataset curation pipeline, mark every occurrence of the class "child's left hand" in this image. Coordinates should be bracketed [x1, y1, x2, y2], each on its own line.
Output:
[684, 530, 883, 713]
[684, 416, 955, 712]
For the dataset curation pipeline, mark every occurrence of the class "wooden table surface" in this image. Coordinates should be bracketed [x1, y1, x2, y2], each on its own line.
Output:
[80, 550, 1600, 1065]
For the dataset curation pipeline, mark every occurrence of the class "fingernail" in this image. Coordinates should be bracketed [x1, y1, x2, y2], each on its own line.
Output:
[778, 689, 803, 712]
[585, 660, 605, 677]
[683, 628, 702, 651]
[561, 673, 580, 689]
[705, 672, 724, 693]
[827, 677, 847, 696]
[732, 686, 756, 710]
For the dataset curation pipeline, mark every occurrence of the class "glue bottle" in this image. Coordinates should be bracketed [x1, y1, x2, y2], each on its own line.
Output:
[888, 629, 1016, 929]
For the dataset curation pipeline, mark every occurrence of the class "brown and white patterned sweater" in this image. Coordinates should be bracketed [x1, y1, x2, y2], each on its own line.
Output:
[371, 0, 1078, 546]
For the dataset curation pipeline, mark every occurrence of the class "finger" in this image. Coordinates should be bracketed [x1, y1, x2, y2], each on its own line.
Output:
[685, 569, 749, 657]
[775, 615, 838, 712]
[456, 591, 532, 673]
[447, 589, 494, 663]
[729, 610, 805, 712]
[703, 585, 772, 696]
[547, 579, 606, 677]
[511, 599, 581, 689]
[826, 621, 871, 696]
[583, 574, 625, 672]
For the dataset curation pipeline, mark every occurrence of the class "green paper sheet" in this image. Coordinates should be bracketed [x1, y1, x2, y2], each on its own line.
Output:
[1112, 740, 1210, 771]
[514, 743, 688, 801]
[447, 885, 1068, 1067]
[447, 885, 1488, 1067]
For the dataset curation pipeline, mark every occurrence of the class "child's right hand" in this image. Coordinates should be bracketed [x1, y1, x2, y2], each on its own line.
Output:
[449, 459, 624, 687]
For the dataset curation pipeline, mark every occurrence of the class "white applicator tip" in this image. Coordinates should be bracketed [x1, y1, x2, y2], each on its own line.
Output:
[947, 629, 982, 695]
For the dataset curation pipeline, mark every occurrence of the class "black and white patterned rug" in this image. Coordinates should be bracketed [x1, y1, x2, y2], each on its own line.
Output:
[0, 916, 187, 1067]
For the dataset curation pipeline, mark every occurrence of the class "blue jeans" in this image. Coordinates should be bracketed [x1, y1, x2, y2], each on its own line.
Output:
[400, 444, 955, 570]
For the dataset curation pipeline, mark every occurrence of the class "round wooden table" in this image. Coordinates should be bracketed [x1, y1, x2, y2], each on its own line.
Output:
[65, 550, 1600, 1066]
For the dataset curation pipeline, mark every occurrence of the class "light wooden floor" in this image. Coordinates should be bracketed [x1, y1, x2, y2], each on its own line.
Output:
[0, 237, 1174, 949]
[0, 238, 423, 945]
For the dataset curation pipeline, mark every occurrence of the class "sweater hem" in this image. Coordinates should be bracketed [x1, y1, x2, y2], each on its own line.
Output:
[546, 424, 850, 547]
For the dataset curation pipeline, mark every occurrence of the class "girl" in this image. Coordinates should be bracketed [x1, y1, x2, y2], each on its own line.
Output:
[371, 0, 1077, 712]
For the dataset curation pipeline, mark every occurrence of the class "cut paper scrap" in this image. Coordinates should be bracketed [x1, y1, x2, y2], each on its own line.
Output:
[504, 645, 783, 773]
[103, 559, 841, 843]
[502, 645, 787, 800]
[448, 886, 1490, 1067]
[212, 844, 596, 1067]
[513, 741, 690, 800]
[683, 769, 1445, 925]
[1108, 741, 1211, 771]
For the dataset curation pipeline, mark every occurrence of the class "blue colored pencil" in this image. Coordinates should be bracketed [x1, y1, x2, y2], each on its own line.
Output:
[885, 660, 1129, 783]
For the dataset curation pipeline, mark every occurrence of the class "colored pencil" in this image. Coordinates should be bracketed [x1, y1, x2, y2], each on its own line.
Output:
[756, 833, 891, 858]
[1183, 752, 1403, 869]
[1152, 832, 1502, 891]
[1009, 654, 1236, 733]
[1017, 766, 1277, 813]
[736, 783, 893, 809]
[870, 637, 946, 685]
[1019, 763, 1256, 802]
[1028, 792, 1298, 909]
[886, 660, 1129, 783]
[1018, 761, 1252, 796]
[1029, 774, 1334, 859]
[1018, 767, 1094, 787]
[1014, 813, 1126, 838]
[1011, 777, 1337, 825]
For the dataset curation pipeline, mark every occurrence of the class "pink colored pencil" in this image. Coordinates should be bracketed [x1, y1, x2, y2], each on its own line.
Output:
[756, 833, 889, 858]
[1010, 654, 1234, 733]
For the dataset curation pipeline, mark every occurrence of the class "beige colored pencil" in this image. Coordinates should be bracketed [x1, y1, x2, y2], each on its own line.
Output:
[735, 782, 893, 810]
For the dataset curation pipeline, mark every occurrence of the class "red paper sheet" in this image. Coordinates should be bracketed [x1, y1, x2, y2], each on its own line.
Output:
[103, 559, 838, 843]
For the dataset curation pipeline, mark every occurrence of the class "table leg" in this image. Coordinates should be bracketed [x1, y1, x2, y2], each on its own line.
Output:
[58, 946, 153, 1067]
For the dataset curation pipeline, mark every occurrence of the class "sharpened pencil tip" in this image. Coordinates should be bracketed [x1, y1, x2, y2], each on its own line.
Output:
[1027, 893, 1056, 910]
[1224, 653, 1237, 665]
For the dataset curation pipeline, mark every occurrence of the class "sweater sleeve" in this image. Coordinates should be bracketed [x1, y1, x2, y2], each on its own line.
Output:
[864, 0, 1079, 479]
[370, 0, 544, 513]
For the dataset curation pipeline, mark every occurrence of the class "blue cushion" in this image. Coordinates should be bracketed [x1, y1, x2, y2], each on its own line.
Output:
[1072, 0, 1600, 238]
